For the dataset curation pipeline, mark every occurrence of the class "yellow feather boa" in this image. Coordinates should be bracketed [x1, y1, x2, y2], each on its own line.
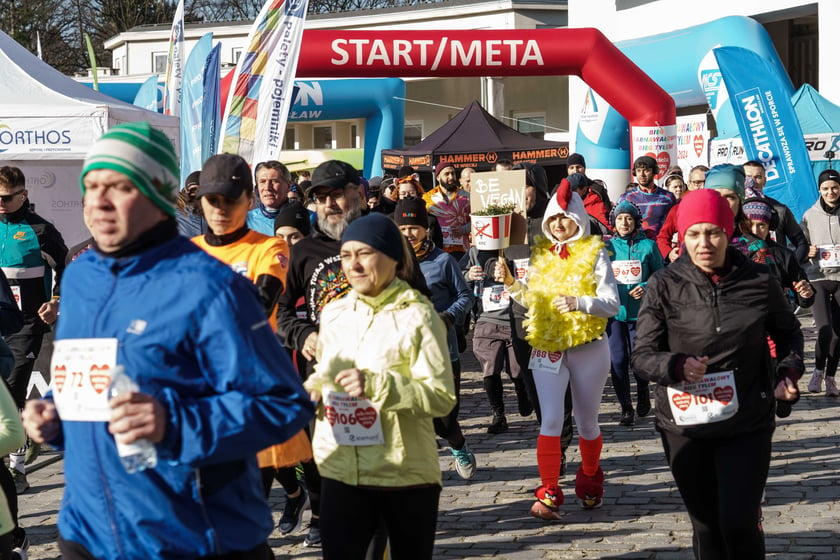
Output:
[522, 235, 607, 352]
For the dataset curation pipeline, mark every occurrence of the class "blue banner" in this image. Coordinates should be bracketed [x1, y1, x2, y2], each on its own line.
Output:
[180, 33, 212, 187]
[714, 46, 816, 220]
[202, 43, 221, 168]
[133, 76, 161, 112]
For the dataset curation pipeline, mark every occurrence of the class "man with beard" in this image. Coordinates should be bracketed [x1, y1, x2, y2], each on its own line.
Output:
[423, 161, 471, 261]
[276, 160, 366, 379]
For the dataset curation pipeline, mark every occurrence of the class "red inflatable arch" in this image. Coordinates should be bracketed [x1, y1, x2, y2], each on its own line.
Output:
[294, 29, 676, 164]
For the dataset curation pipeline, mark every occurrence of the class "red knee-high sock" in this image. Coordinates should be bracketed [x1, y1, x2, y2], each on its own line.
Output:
[579, 434, 603, 476]
[536, 435, 562, 488]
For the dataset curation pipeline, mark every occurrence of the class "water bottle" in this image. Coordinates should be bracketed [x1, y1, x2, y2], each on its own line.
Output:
[108, 365, 158, 474]
[473, 275, 484, 298]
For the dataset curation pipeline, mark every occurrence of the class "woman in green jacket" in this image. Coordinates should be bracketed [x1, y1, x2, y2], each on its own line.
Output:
[304, 213, 456, 560]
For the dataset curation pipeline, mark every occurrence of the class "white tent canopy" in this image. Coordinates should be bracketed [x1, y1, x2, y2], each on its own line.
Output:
[0, 30, 178, 246]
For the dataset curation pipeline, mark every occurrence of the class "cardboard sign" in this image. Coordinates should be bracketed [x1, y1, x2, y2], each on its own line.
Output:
[470, 170, 527, 245]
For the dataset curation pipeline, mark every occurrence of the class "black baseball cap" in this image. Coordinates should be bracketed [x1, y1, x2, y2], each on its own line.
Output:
[198, 154, 253, 199]
[307, 160, 360, 196]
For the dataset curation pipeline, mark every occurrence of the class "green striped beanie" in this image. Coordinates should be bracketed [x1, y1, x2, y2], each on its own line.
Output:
[80, 122, 180, 216]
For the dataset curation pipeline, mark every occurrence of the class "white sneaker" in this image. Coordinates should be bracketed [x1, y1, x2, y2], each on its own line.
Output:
[808, 369, 824, 393]
[825, 376, 839, 397]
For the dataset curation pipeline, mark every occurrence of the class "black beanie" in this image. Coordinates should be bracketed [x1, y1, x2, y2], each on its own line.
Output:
[819, 168, 840, 186]
[274, 201, 311, 237]
[342, 212, 404, 264]
[393, 197, 428, 228]
[568, 153, 586, 168]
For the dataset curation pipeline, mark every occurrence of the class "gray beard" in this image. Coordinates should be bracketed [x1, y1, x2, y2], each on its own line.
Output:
[318, 203, 363, 240]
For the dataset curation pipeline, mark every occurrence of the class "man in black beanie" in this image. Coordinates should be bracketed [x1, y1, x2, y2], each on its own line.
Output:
[565, 152, 611, 210]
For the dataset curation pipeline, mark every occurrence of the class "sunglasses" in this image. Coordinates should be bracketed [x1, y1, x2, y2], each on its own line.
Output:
[0, 190, 24, 203]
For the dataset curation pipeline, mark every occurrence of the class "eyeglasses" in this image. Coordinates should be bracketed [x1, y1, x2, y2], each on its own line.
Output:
[688, 180, 705, 187]
[0, 190, 24, 203]
[311, 189, 347, 204]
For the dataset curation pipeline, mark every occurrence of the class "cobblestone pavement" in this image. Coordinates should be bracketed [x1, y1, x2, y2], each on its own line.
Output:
[18, 319, 840, 559]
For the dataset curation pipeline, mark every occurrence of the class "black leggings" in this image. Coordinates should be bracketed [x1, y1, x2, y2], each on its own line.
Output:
[433, 359, 465, 450]
[261, 459, 321, 517]
[811, 280, 840, 376]
[320, 478, 440, 560]
[661, 426, 772, 560]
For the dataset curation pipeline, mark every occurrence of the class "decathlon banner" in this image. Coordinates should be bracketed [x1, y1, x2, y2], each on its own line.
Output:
[219, 0, 309, 164]
[180, 32, 213, 186]
[714, 46, 816, 220]
[163, 0, 185, 116]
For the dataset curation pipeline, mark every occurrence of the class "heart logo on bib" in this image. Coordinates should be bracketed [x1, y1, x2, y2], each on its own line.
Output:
[548, 352, 562, 363]
[355, 407, 378, 429]
[89, 364, 111, 394]
[671, 392, 692, 411]
[325, 406, 337, 426]
[631, 265, 641, 276]
[713, 385, 734, 405]
[53, 365, 67, 392]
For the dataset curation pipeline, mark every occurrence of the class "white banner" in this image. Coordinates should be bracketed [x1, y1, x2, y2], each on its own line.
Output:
[0, 116, 103, 157]
[220, 0, 310, 164]
[676, 114, 709, 169]
[163, 0, 185, 116]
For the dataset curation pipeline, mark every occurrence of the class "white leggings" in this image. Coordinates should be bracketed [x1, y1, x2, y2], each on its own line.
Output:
[533, 336, 610, 441]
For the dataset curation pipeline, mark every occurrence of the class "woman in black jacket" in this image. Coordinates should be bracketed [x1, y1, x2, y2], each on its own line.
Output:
[631, 189, 803, 559]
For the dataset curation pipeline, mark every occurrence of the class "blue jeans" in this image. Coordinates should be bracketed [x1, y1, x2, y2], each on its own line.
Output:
[606, 319, 648, 411]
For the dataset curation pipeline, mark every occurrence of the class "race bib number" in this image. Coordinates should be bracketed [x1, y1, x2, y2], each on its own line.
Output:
[513, 258, 529, 281]
[667, 370, 739, 426]
[50, 338, 118, 422]
[11, 285, 21, 310]
[324, 391, 384, 446]
[482, 285, 510, 311]
[612, 259, 643, 285]
[441, 225, 464, 248]
[818, 245, 840, 268]
[528, 348, 564, 375]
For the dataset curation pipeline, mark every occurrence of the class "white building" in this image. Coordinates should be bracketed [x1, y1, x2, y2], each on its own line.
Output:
[101, 0, 829, 171]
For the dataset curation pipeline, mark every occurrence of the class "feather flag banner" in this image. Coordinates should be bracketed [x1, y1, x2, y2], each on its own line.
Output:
[163, 0, 185, 116]
[219, 0, 309, 164]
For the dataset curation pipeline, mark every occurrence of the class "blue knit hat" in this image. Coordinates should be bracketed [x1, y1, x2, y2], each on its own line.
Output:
[610, 200, 642, 229]
[341, 212, 404, 264]
[704, 164, 746, 202]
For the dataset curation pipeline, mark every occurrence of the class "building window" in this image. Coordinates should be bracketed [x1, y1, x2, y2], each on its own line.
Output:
[404, 122, 423, 147]
[232, 47, 243, 66]
[152, 52, 167, 74]
[514, 113, 546, 139]
[314, 126, 333, 149]
[284, 128, 296, 150]
[350, 125, 360, 149]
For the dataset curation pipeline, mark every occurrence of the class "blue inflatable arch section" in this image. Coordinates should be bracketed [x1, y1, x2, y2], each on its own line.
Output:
[85, 78, 405, 178]
[577, 16, 792, 176]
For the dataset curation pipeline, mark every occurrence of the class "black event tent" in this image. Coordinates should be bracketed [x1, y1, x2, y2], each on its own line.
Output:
[381, 100, 569, 176]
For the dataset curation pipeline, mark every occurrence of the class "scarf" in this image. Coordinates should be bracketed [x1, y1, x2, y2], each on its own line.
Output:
[523, 235, 607, 352]
[412, 238, 435, 261]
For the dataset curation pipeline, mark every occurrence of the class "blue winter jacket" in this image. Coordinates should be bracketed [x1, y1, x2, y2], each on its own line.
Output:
[51, 235, 314, 560]
[418, 246, 473, 360]
[606, 231, 664, 322]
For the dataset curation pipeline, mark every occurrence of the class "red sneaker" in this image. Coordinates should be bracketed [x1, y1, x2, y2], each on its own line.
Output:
[575, 466, 604, 509]
[531, 485, 563, 520]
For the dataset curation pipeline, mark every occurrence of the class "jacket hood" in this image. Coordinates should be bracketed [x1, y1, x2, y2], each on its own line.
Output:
[541, 179, 590, 244]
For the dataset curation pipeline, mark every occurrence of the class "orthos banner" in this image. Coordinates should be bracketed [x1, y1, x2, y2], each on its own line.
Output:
[0, 119, 95, 156]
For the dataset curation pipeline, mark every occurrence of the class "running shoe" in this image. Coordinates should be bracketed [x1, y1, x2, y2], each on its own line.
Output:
[808, 369, 824, 393]
[575, 466, 604, 510]
[278, 488, 309, 535]
[11, 527, 28, 560]
[10, 469, 28, 495]
[303, 520, 321, 548]
[826, 376, 839, 397]
[531, 485, 562, 520]
[487, 414, 508, 434]
[451, 444, 476, 480]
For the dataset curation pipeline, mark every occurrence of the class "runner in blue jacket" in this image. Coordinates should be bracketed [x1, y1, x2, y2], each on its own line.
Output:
[22, 123, 313, 560]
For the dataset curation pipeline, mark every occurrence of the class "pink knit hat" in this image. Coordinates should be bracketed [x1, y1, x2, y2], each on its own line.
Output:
[677, 189, 734, 241]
